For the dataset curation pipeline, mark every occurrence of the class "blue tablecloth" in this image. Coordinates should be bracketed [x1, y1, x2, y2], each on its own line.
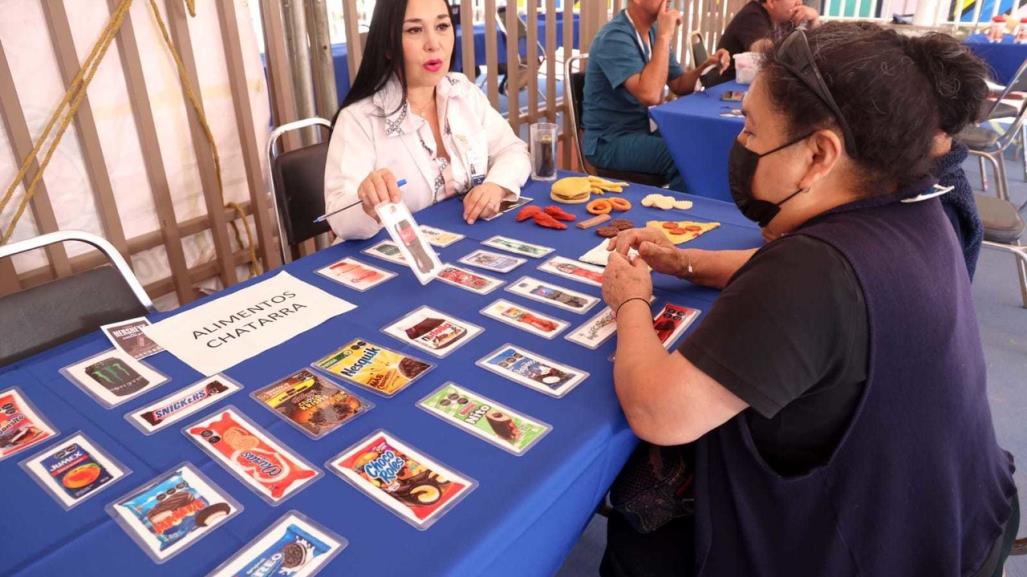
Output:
[650, 82, 746, 202]
[965, 34, 1027, 85]
[0, 175, 759, 577]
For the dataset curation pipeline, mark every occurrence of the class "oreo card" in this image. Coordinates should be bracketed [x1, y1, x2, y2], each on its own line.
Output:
[208, 511, 347, 577]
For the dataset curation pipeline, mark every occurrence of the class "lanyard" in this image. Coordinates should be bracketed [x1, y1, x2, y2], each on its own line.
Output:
[623, 10, 651, 63]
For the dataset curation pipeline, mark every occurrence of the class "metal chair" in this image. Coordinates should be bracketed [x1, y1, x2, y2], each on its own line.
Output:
[979, 59, 1027, 186]
[496, 6, 546, 101]
[565, 53, 666, 186]
[267, 117, 333, 264]
[0, 231, 155, 366]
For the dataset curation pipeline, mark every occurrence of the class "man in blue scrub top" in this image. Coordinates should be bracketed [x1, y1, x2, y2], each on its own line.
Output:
[583, 0, 729, 191]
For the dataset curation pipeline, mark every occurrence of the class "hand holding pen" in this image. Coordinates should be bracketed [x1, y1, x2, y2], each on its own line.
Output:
[314, 173, 407, 224]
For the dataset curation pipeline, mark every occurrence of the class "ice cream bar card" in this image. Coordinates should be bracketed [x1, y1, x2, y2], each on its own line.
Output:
[418, 382, 550, 455]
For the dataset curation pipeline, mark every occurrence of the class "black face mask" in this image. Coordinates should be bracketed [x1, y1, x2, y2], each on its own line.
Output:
[728, 133, 812, 227]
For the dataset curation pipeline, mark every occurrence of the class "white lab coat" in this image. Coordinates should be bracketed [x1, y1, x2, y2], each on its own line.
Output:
[324, 72, 531, 240]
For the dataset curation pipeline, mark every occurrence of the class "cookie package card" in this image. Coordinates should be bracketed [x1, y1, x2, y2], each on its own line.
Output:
[481, 235, 554, 259]
[483, 195, 533, 221]
[251, 369, 373, 439]
[565, 297, 656, 350]
[435, 264, 505, 295]
[107, 462, 242, 564]
[20, 431, 130, 510]
[419, 225, 465, 248]
[375, 201, 443, 285]
[458, 249, 526, 274]
[183, 406, 321, 505]
[207, 510, 347, 577]
[101, 316, 164, 359]
[326, 430, 476, 530]
[60, 348, 169, 408]
[316, 256, 396, 292]
[362, 240, 408, 266]
[125, 375, 242, 435]
[476, 344, 588, 398]
[480, 298, 569, 340]
[0, 387, 58, 461]
[381, 305, 484, 358]
[417, 382, 551, 456]
[537, 255, 605, 288]
[505, 276, 601, 315]
[311, 338, 434, 398]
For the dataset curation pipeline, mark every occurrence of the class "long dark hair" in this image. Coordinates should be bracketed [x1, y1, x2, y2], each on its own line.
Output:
[334, 0, 454, 123]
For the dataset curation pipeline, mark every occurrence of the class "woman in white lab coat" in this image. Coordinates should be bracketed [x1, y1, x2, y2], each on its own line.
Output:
[324, 0, 531, 240]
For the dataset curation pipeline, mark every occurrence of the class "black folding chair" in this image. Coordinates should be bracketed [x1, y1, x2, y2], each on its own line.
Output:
[267, 118, 333, 263]
[0, 231, 154, 366]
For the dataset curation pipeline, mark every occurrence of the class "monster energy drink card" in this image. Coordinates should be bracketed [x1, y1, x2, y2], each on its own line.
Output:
[61, 348, 169, 408]
[417, 382, 550, 455]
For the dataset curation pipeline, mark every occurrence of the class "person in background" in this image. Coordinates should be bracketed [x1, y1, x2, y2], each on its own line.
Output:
[583, 0, 730, 192]
[600, 23, 1017, 577]
[717, 0, 818, 79]
[324, 0, 530, 241]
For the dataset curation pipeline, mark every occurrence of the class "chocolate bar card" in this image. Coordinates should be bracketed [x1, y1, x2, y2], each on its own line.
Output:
[458, 249, 526, 274]
[251, 369, 372, 439]
[125, 375, 241, 435]
[505, 276, 600, 315]
[375, 201, 443, 285]
[418, 383, 550, 455]
[207, 511, 347, 577]
[480, 299, 569, 339]
[362, 240, 408, 266]
[481, 235, 554, 259]
[185, 407, 321, 504]
[537, 256, 605, 288]
[0, 387, 58, 461]
[101, 317, 163, 359]
[21, 432, 129, 509]
[419, 225, 465, 248]
[381, 306, 483, 358]
[476, 344, 588, 398]
[327, 430, 476, 529]
[312, 339, 433, 397]
[435, 264, 504, 295]
[60, 349, 169, 408]
[316, 257, 396, 292]
[107, 463, 241, 563]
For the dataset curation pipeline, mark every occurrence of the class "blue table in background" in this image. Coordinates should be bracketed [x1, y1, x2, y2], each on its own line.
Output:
[965, 34, 1027, 85]
[0, 175, 760, 577]
[650, 82, 746, 203]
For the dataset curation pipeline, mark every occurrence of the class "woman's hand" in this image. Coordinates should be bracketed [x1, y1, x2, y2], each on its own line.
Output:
[357, 168, 402, 220]
[703, 48, 731, 74]
[602, 251, 654, 312]
[463, 182, 506, 224]
[607, 227, 686, 278]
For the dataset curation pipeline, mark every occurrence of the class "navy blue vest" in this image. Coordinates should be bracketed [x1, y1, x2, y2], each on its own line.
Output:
[693, 189, 1017, 576]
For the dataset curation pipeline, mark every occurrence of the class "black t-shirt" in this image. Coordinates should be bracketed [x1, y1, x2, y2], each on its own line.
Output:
[679, 235, 868, 476]
[717, 1, 774, 79]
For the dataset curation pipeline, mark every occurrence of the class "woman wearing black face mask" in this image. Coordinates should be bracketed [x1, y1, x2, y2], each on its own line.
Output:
[598, 23, 1018, 577]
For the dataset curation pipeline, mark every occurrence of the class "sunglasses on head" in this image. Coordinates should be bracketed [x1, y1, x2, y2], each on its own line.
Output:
[776, 30, 859, 158]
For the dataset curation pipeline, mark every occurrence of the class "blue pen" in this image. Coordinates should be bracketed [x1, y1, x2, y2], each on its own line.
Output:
[313, 178, 407, 223]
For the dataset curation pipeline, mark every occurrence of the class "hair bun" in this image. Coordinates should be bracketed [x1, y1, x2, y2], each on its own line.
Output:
[901, 33, 990, 134]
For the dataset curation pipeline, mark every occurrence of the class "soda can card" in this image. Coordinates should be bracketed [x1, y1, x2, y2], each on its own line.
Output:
[417, 382, 550, 455]
[375, 201, 444, 285]
[538, 256, 605, 287]
[184, 407, 321, 504]
[565, 306, 618, 349]
[419, 225, 465, 248]
[480, 299, 569, 339]
[125, 375, 242, 435]
[20, 432, 130, 509]
[107, 463, 241, 563]
[505, 276, 600, 315]
[481, 235, 554, 259]
[476, 344, 587, 398]
[483, 196, 533, 221]
[458, 249, 526, 274]
[327, 430, 476, 530]
[0, 387, 58, 461]
[60, 348, 169, 408]
[316, 257, 396, 292]
[101, 317, 163, 359]
[381, 306, 483, 358]
[362, 240, 408, 266]
[207, 511, 347, 577]
[652, 303, 701, 349]
[312, 339, 434, 397]
[251, 369, 373, 439]
[436, 264, 504, 295]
